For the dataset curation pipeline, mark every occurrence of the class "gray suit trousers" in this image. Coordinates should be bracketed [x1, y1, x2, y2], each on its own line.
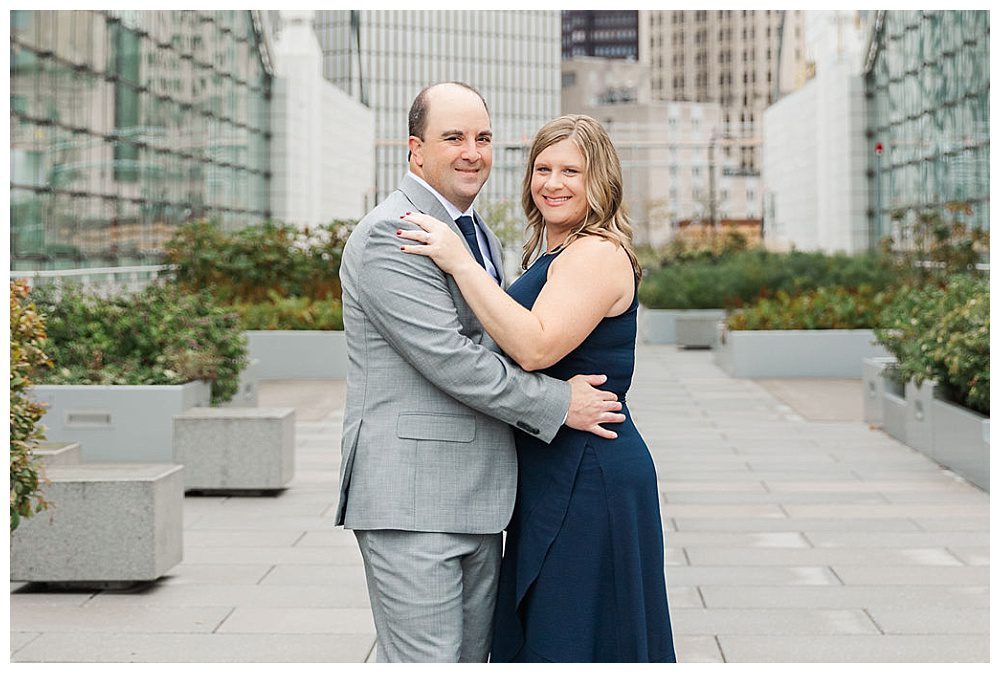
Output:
[355, 529, 502, 663]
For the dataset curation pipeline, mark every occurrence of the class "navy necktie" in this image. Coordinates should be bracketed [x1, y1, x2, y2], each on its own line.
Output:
[455, 215, 487, 270]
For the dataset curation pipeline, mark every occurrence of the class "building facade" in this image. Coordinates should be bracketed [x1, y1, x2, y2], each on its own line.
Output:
[642, 10, 806, 174]
[762, 11, 871, 253]
[269, 11, 375, 226]
[562, 57, 761, 247]
[311, 10, 561, 208]
[10, 10, 273, 271]
[865, 11, 990, 241]
[562, 11, 639, 60]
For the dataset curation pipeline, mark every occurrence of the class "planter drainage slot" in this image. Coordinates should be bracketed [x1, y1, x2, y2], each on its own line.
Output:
[65, 411, 112, 427]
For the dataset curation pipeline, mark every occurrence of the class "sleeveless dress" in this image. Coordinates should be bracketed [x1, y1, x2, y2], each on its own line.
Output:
[490, 249, 677, 663]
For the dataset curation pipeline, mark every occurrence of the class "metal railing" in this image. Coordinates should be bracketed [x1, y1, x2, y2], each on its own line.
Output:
[9, 265, 174, 295]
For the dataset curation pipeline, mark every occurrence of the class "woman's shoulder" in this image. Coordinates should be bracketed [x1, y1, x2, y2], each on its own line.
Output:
[557, 234, 631, 269]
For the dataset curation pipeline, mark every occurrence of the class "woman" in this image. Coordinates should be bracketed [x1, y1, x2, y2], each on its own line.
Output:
[397, 114, 676, 663]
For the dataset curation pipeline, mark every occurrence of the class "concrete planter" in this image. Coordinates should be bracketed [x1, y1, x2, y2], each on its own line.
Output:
[904, 378, 938, 454]
[244, 330, 347, 380]
[714, 327, 891, 378]
[930, 395, 989, 491]
[675, 313, 724, 349]
[639, 307, 726, 345]
[10, 463, 184, 584]
[880, 374, 909, 445]
[30, 381, 211, 463]
[174, 407, 295, 491]
[31, 441, 82, 469]
[862, 357, 897, 425]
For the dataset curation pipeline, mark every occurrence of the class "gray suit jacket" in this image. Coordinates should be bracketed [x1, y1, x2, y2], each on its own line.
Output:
[335, 175, 571, 534]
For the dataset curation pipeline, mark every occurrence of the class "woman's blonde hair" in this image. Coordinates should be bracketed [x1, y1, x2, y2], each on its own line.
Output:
[520, 114, 641, 280]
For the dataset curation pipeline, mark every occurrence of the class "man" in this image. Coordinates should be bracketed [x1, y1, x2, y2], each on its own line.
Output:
[335, 81, 624, 663]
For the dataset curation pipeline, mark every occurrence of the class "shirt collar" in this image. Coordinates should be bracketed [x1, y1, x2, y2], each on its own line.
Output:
[407, 171, 475, 221]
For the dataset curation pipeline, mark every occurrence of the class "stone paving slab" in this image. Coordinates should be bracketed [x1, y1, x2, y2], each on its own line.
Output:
[866, 607, 990, 635]
[217, 607, 375, 634]
[699, 585, 990, 609]
[671, 607, 880, 635]
[85, 583, 371, 609]
[10, 346, 989, 663]
[716, 634, 990, 663]
[10, 605, 232, 633]
[11, 633, 376, 663]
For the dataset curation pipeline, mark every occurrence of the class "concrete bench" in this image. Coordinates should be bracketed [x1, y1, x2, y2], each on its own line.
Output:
[675, 313, 723, 349]
[31, 441, 82, 468]
[10, 463, 184, 585]
[173, 407, 295, 492]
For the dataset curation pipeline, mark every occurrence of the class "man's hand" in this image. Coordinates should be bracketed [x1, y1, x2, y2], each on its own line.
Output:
[566, 374, 625, 440]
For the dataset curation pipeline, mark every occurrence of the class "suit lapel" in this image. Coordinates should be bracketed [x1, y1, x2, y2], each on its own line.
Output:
[398, 174, 472, 254]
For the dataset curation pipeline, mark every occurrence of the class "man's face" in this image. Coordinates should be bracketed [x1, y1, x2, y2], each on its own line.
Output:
[409, 86, 493, 212]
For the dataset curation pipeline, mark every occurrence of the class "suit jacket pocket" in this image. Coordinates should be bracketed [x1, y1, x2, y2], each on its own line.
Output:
[396, 412, 476, 443]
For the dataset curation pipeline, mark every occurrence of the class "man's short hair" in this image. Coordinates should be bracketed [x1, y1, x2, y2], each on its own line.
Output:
[408, 81, 490, 141]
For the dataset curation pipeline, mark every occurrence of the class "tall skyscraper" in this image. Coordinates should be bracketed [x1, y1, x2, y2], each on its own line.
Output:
[311, 10, 561, 207]
[10, 10, 272, 271]
[643, 10, 806, 173]
[562, 10, 639, 60]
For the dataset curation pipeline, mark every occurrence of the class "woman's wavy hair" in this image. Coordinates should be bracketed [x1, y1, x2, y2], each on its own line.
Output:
[519, 114, 641, 280]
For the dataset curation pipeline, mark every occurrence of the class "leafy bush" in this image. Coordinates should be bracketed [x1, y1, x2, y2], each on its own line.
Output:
[165, 219, 352, 330]
[726, 286, 896, 331]
[165, 219, 351, 303]
[233, 293, 344, 331]
[32, 283, 248, 404]
[875, 274, 988, 414]
[638, 249, 895, 310]
[10, 281, 52, 532]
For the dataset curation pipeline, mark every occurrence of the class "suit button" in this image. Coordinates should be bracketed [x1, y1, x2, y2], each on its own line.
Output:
[516, 421, 540, 435]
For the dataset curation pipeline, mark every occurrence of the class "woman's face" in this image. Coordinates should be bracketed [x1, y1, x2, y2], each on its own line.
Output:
[531, 138, 589, 231]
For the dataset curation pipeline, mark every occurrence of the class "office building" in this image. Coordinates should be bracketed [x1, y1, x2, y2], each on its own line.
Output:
[865, 10, 989, 240]
[562, 11, 639, 60]
[311, 10, 561, 210]
[10, 10, 272, 271]
[563, 57, 761, 247]
[642, 10, 806, 174]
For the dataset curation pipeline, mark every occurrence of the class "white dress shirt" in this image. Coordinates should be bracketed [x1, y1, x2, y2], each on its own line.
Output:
[406, 172, 500, 282]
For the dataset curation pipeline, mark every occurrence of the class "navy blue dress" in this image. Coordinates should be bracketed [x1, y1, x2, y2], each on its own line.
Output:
[490, 249, 676, 663]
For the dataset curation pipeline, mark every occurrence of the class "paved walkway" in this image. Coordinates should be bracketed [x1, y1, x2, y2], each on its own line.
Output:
[10, 346, 990, 662]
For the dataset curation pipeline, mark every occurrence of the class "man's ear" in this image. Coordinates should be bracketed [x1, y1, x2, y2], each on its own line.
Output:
[408, 136, 423, 167]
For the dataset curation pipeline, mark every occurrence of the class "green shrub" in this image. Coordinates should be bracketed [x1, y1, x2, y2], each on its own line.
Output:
[875, 274, 988, 414]
[638, 249, 894, 310]
[165, 219, 352, 303]
[10, 281, 52, 532]
[233, 293, 344, 331]
[727, 286, 895, 331]
[32, 283, 248, 404]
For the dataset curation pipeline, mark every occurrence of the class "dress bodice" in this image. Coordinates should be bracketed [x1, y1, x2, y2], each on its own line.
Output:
[506, 248, 637, 399]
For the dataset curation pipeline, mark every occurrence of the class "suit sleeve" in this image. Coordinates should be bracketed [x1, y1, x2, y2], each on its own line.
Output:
[357, 217, 570, 443]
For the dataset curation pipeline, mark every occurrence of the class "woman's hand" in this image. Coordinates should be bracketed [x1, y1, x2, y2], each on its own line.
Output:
[397, 212, 477, 276]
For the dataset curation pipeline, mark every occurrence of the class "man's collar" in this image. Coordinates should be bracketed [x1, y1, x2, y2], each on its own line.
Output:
[406, 172, 475, 220]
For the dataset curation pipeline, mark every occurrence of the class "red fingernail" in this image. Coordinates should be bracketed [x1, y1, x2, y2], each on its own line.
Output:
[396, 229, 401, 235]
[405, 211, 411, 215]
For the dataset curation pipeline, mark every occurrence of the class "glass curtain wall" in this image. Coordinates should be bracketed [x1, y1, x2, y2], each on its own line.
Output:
[865, 10, 989, 242]
[10, 10, 272, 271]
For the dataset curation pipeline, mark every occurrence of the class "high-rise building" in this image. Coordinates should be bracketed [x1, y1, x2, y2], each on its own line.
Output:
[269, 11, 375, 226]
[865, 11, 989, 240]
[310, 10, 561, 208]
[642, 10, 806, 173]
[762, 11, 872, 253]
[563, 57, 761, 247]
[562, 11, 639, 60]
[10, 10, 273, 271]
